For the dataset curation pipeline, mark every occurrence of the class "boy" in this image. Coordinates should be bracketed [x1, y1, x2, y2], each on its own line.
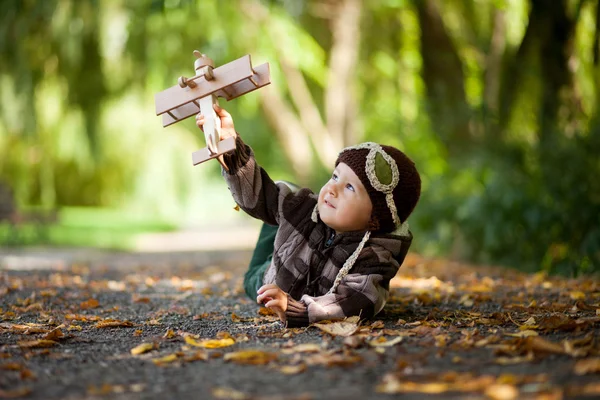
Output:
[196, 105, 421, 327]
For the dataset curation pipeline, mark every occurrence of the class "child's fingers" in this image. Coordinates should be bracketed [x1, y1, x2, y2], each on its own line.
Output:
[213, 103, 228, 116]
[264, 299, 282, 309]
[256, 295, 272, 304]
[257, 289, 279, 303]
[257, 284, 278, 295]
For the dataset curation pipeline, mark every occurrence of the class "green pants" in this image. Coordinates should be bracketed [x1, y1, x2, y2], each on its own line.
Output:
[243, 223, 278, 300]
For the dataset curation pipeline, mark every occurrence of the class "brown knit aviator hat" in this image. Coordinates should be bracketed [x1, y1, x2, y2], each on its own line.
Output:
[335, 142, 421, 234]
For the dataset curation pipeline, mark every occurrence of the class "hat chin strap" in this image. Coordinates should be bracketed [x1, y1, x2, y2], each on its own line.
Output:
[327, 230, 371, 295]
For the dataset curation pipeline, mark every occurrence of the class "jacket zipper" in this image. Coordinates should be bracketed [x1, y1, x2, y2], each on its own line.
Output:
[325, 231, 335, 248]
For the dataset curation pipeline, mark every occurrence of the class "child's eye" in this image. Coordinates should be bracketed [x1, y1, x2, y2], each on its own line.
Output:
[332, 173, 338, 181]
[346, 183, 355, 192]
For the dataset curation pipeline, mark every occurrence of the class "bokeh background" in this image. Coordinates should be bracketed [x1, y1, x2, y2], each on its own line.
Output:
[0, 0, 598, 275]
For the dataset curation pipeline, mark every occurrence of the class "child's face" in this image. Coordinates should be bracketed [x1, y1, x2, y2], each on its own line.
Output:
[317, 162, 373, 233]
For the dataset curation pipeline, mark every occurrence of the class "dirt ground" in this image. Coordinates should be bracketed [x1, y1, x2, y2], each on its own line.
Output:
[1, 248, 599, 400]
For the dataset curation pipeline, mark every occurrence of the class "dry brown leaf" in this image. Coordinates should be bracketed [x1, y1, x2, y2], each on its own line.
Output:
[258, 307, 276, 316]
[20, 369, 35, 380]
[574, 358, 600, 375]
[94, 319, 134, 328]
[223, 350, 277, 365]
[183, 350, 209, 362]
[525, 337, 565, 354]
[0, 323, 49, 335]
[0, 387, 32, 398]
[131, 342, 155, 355]
[343, 335, 365, 348]
[43, 328, 65, 341]
[0, 362, 24, 371]
[17, 339, 58, 348]
[304, 351, 362, 367]
[484, 384, 519, 400]
[495, 352, 534, 365]
[184, 336, 235, 349]
[212, 387, 249, 400]
[312, 317, 360, 337]
[281, 343, 321, 354]
[79, 299, 100, 310]
[65, 314, 101, 322]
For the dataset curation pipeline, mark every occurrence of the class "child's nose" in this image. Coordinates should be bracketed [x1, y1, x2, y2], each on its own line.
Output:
[327, 181, 340, 196]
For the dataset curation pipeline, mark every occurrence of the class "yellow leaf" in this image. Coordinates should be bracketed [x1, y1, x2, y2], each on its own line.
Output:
[224, 350, 277, 365]
[131, 342, 155, 355]
[484, 384, 519, 400]
[184, 336, 235, 349]
[67, 325, 82, 331]
[279, 364, 306, 375]
[570, 291, 586, 300]
[163, 329, 176, 339]
[505, 330, 538, 338]
[212, 387, 248, 400]
[152, 353, 179, 365]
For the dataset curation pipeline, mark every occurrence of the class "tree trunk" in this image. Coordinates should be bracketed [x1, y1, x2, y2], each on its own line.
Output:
[416, 0, 471, 154]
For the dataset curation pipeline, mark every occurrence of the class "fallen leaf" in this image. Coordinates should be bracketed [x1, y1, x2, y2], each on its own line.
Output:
[281, 343, 321, 354]
[574, 358, 600, 375]
[80, 299, 100, 310]
[258, 307, 275, 316]
[183, 351, 209, 362]
[0, 387, 32, 398]
[131, 342, 155, 355]
[279, 364, 307, 374]
[95, 319, 134, 328]
[570, 291, 586, 300]
[223, 350, 277, 365]
[312, 317, 360, 337]
[0, 323, 49, 335]
[505, 330, 538, 338]
[163, 329, 176, 339]
[212, 387, 249, 400]
[184, 336, 235, 349]
[43, 328, 65, 341]
[17, 339, 58, 348]
[484, 384, 519, 400]
[152, 353, 179, 365]
[525, 337, 565, 354]
[0, 362, 24, 371]
[369, 336, 403, 347]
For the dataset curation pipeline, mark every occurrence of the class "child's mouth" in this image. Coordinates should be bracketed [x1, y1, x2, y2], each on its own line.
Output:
[324, 200, 336, 209]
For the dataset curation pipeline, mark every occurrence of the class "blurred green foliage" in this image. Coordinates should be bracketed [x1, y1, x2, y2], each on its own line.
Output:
[0, 0, 598, 275]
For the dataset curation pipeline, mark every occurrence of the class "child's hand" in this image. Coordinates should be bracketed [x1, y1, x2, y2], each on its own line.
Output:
[257, 284, 288, 323]
[195, 104, 237, 141]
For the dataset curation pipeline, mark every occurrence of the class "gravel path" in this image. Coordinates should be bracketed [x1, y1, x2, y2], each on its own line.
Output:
[1, 248, 599, 399]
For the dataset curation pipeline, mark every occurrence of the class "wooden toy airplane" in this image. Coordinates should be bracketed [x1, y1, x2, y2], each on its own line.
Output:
[155, 51, 271, 170]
